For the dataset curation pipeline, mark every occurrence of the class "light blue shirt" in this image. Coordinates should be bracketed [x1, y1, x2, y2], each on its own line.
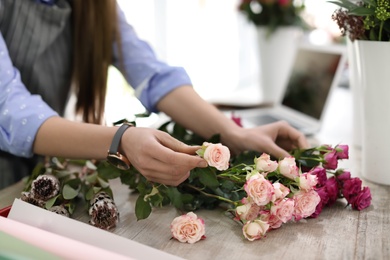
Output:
[0, 4, 192, 158]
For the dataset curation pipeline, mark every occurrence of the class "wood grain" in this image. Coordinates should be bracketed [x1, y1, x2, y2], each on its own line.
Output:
[1, 148, 389, 260]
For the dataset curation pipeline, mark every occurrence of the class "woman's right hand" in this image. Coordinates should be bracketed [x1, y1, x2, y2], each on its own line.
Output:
[120, 127, 208, 186]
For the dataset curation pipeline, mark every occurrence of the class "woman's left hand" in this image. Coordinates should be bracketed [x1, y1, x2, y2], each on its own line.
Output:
[222, 120, 310, 159]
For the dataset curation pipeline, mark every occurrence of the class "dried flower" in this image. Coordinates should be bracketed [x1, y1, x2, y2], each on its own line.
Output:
[89, 192, 119, 230]
[30, 174, 60, 201]
[20, 192, 46, 208]
[23, 158, 121, 231]
[330, 0, 390, 41]
[49, 205, 70, 218]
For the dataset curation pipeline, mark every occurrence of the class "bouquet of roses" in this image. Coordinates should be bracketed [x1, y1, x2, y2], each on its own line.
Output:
[131, 122, 372, 243]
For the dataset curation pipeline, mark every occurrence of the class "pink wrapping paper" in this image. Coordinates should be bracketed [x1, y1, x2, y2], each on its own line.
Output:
[0, 216, 133, 259]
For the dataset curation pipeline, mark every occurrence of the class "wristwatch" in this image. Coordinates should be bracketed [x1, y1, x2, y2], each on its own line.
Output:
[106, 122, 134, 170]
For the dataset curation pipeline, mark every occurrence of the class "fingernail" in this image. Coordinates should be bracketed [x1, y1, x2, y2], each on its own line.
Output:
[198, 161, 208, 167]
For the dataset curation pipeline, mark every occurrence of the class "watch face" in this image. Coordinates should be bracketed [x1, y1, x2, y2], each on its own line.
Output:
[107, 154, 130, 170]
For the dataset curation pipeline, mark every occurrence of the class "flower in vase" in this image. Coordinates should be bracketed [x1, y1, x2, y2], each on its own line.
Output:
[238, 0, 306, 36]
[330, 0, 390, 41]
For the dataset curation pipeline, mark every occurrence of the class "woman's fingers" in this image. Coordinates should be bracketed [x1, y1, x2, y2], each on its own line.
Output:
[274, 121, 310, 149]
[121, 128, 207, 186]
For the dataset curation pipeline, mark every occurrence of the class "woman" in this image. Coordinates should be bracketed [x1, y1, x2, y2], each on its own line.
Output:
[0, 0, 308, 189]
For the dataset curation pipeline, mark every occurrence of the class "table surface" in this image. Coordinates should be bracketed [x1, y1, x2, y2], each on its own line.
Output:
[1, 87, 389, 260]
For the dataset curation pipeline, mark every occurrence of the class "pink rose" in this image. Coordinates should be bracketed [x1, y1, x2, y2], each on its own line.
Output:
[271, 183, 290, 202]
[260, 210, 283, 230]
[270, 198, 295, 223]
[323, 150, 338, 170]
[311, 186, 329, 218]
[242, 219, 269, 241]
[335, 144, 349, 159]
[278, 156, 299, 180]
[336, 170, 351, 182]
[198, 142, 230, 171]
[244, 174, 274, 206]
[325, 177, 339, 205]
[235, 202, 261, 222]
[298, 172, 318, 191]
[170, 212, 206, 244]
[342, 177, 363, 203]
[255, 153, 278, 173]
[293, 190, 321, 221]
[308, 167, 327, 186]
[351, 187, 372, 210]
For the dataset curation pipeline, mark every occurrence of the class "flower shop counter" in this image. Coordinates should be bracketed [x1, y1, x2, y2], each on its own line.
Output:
[1, 158, 389, 260]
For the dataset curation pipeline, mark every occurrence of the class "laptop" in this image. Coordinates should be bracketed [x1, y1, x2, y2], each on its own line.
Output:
[231, 43, 347, 135]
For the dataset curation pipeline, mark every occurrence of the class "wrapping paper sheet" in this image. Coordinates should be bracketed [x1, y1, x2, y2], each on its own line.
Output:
[5, 199, 183, 260]
[0, 217, 132, 260]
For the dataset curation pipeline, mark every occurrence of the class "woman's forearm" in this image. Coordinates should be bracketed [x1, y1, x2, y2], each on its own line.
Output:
[156, 86, 242, 141]
[33, 116, 117, 160]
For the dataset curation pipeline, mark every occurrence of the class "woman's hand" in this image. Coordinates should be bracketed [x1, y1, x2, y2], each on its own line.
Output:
[120, 127, 208, 186]
[222, 121, 310, 159]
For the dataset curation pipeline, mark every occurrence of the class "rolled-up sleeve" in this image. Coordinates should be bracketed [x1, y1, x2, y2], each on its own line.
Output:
[0, 33, 58, 157]
[112, 6, 193, 113]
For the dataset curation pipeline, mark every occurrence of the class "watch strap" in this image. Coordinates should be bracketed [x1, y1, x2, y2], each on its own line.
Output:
[108, 123, 133, 154]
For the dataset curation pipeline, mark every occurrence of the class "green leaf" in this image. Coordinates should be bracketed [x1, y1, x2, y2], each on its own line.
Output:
[65, 202, 75, 215]
[220, 179, 235, 191]
[45, 195, 59, 209]
[135, 195, 152, 220]
[97, 177, 110, 188]
[119, 169, 139, 188]
[349, 6, 375, 16]
[65, 178, 81, 189]
[166, 187, 183, 209]
[328, 0, 359, 10]
[62, 184, 79, 200]
[85, 186, 104, 201]
[85, 172, 98, 184]
[198, 168, 219, 189]
[97, 161, 122, 179]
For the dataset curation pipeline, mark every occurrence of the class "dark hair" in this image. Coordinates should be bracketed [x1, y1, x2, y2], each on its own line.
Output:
[71, 0, 121, 124]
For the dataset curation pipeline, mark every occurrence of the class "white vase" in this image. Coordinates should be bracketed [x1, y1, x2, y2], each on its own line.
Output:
[346, 38, 362, 149]
[355, 40, 390, 185]
[256, 26, 303, 104]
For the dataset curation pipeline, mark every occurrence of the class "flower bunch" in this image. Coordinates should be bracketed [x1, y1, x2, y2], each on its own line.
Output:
[21, 157, 124, 230]
[330, 0, 390, 41]
[238, 0, 306, 35]
[235, 154, 321, 241]
[232, 144, 372, 241]
[131, 124, 371, 242]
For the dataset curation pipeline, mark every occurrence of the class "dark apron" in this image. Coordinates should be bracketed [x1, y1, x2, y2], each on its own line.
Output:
[0, 0, 72, 189]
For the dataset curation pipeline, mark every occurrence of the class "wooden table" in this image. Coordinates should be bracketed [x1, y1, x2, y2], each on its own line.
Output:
[1, 162, 389, 260]
[1, 87, 389, 259]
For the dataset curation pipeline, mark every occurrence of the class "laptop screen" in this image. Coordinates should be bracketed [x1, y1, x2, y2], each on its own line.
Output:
[280, 48, 342, 120]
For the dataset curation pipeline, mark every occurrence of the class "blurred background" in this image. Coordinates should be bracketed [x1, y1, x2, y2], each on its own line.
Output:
[103, 0, 345, 124]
